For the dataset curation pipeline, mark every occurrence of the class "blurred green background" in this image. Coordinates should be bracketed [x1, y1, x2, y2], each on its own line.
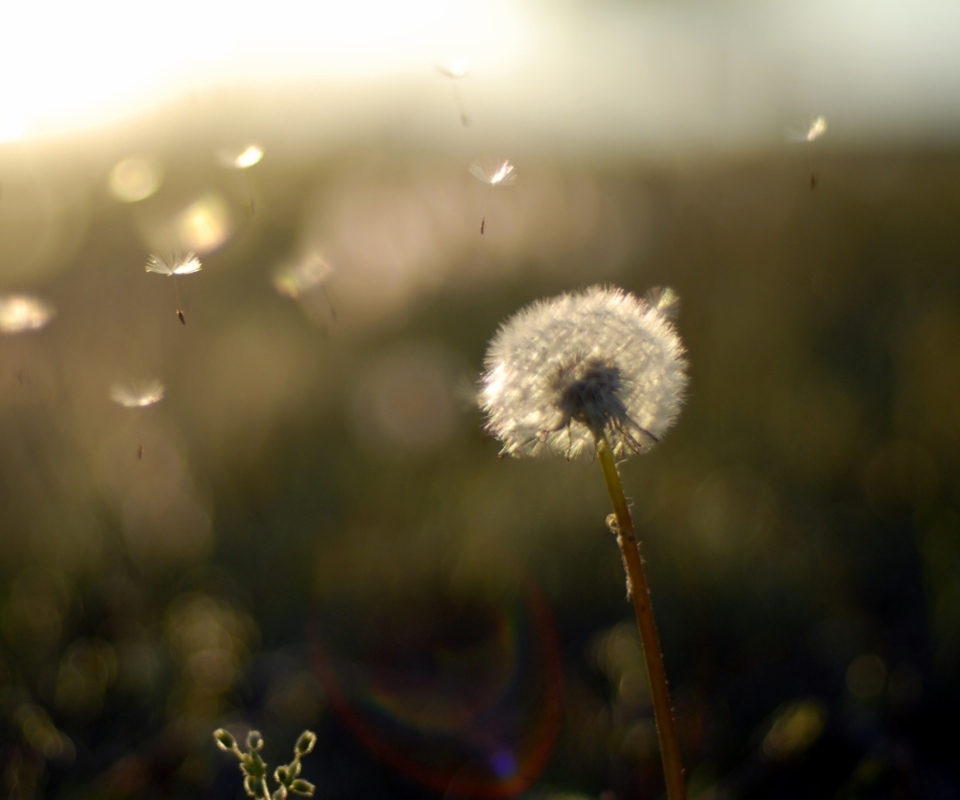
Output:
[2, 2, 960, 798]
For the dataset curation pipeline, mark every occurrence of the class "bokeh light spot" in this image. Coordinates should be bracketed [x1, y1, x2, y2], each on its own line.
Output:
[109, 156, 163, 202]
[174, 192, 233, 253]
[351, 342, 462, 459]
[846, 654, 888, 700]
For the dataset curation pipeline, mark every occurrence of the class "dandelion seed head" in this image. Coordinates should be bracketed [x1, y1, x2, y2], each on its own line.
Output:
[110, 379, 165, 408]
[0, 294, 55, 334]
[145, 252, 202, 276]
[480, 286, 688, 459]
[470, 159, 517, 187]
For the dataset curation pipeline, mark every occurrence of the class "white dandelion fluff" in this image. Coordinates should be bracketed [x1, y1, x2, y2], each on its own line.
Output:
[469, 159, 516, 235]
[109, 379, 165, 408]
[0, 294, 55, 334]
[216, 144, 264, 170]
[145, 253, 202, 276]
[469, 159, 516, 187]
[480, 285, 688, 459]
[786, 115, 828, 189]
[436, 61, 471, 126]
[804, 115, 828, 143]
[145, 252, 202, 324]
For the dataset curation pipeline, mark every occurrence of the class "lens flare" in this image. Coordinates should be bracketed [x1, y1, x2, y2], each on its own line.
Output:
[311, 582, 561, 798]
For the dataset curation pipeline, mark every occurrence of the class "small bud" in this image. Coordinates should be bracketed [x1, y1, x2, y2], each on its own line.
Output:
[242, 749, 266, 779]
[290, 779, 316, 796]
[247, 730, 264, 751]
[275, 765, 291, 786]
[273, 787, 288, 800]
[214, 728, 237, 752]
[295, 731, 317, 756]
[244, 775, 261, 798]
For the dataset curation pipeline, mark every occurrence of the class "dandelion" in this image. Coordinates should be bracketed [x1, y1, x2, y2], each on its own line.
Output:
[786, 115, 827, 189]
[436, 61, 471, 127]
[469, 159, 516, 235]
[145, 252, 202, 324]
[480, 285, 689, 800]
[481, 285, 686, 459]
[216, 144, 263, 213]
[109, 379, 164, 460]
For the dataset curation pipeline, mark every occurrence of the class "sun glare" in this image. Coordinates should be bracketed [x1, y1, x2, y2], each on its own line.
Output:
[1, 0, 526, 140]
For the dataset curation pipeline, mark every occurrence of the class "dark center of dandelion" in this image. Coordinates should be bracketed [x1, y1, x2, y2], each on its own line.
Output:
[554, 358, 628, 435]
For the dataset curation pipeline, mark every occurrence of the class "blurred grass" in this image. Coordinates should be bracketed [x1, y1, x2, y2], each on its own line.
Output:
[2, 138, 959, 798]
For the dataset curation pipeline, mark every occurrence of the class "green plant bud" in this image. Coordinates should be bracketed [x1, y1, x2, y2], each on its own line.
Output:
[275, 765, 291, 785]
[247, 730, 265, 751]
[290, 779, 316, 796]
[295, 730, 317, 756]
[244, 775, 261, 798]
[242, 749, 267, 779]
[214, 729, 237, 752]
[273, 787, 288, 800]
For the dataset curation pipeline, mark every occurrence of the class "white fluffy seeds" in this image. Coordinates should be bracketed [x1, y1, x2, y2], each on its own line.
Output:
[480, 285, 688, 459]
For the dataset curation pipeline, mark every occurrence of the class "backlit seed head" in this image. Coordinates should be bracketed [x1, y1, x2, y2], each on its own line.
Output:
[480, 285, 688, 459]
[145, 252, 202, 276]
[109, 379, 165, 408]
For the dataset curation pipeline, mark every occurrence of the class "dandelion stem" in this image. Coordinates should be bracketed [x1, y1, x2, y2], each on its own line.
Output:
[596, 433, 685, 800]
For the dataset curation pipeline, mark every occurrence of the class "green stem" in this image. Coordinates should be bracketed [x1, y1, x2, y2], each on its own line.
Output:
[596, 434, 686, 800]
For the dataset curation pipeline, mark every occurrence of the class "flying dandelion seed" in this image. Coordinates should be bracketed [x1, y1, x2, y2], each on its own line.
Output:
[0, 294, 54, 334]
[217, 144, 264, 170]
[786, 115, 827, 190]
[273, 252, 337, 324]
[469, 159, 516, 235]
[145, 252, 202, 324]
[436, 61, 471, 127]
[216, 144, 263, 213]
[109, 379, 165, 460]
[273, 253, 333, 300]
[0, 294, 55, 384]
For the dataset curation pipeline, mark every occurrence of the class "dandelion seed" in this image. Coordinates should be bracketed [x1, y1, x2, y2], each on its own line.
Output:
[469, 159, 516, 235]
[145, 252, 202, 324]
[436, 61, 471, 126]
[110, 379, 165, 460]
[272, 253, 333, 300]
[216, 144, 263, 213]
[217, 144, 264, 170]
[0, 294, 55, 384]
[786, 115, 827, 190]
[109, 379, 165, 408]
[0, 294, 54, 334]
[273, 252, 337, 324]
[480, 285, 687, 460]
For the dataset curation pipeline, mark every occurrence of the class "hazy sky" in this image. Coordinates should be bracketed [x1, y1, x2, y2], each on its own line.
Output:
[2, 0, 959, 151]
